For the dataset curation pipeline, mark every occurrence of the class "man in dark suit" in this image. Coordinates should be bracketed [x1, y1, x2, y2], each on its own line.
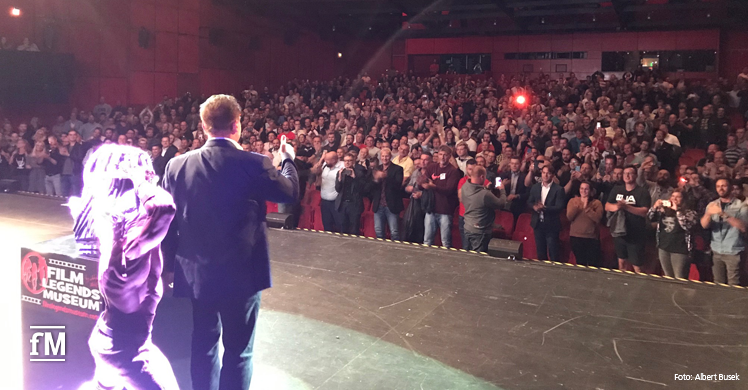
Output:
[162, 95, 298, 390]
[369, 148, 404, 240]
[527, 165, 566, 262]
[335, 152, 367, 234]
[500, 156, 530, 221]
[150, 144, 167, 184]
[160, 135, 178, 162]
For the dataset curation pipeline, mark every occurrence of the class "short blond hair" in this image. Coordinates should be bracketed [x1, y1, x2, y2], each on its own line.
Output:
[199, 94, 241, 136]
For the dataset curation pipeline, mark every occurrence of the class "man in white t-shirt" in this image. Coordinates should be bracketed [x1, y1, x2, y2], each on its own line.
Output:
[456, 128, 477, 152]
[317, 151, 344, 232]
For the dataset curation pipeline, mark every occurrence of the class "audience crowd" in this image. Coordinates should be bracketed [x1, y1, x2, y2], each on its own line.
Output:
[3, 66, 748, 285]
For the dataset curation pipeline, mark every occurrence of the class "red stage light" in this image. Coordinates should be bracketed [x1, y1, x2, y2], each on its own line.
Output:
[10, 7, 21, 17]
[515, 95, 526, 105]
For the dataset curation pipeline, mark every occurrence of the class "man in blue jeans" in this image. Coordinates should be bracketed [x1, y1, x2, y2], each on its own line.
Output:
[422, 145, 461, 247]
[370, 148, 404, 240]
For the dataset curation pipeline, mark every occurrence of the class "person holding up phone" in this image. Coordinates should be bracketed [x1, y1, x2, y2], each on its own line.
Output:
[334, 152, 367, 235]
[648, 190, 698, 279]
[462, 165, 507, 252]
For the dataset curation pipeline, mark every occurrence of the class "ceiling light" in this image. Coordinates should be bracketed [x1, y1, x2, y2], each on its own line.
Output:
[541, 18, 545, 24]
[706, 13, 711, 18]
[332, 25, 336, 31]
[592, 15, 596, 22]
[647, 13, 651, 20]
[10, 7, 20, 17]
[337, 52, 342, 58]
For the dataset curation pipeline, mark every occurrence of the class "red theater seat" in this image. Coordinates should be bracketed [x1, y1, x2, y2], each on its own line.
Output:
[493, 210, 515, 239]
[313, 207, 324, 231]
[266, 201, 278, 214]
[297, 205, 314, 229]
[599, 226, 617, 268]
[514, 213, 533, 236]
[360, 212, 376, 238]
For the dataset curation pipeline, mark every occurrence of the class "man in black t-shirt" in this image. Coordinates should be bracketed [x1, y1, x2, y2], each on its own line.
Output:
[42, 135, 64, 196]
[605, 165, 651, 273]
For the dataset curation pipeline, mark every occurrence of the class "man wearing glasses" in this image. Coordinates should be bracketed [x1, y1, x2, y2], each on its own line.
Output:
[335, 152, 367, 235]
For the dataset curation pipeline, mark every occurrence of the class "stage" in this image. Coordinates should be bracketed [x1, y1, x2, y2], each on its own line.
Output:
[4, 193, 748, 390]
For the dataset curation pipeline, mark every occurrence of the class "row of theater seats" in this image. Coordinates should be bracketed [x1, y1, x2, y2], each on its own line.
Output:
[266, 186, 718, 282]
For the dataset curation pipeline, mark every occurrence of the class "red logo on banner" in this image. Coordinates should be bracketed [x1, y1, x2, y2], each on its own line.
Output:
[21, 252, 48, 294]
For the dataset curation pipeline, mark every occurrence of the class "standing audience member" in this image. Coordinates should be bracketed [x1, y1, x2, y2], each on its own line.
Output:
[422, 146, 461, 248]
[28, 141, 47, 193]
[567, 181, 603, 266]
[316, 151, 344, 232]
[648, 190, 698, 279]
[462, 166, 507, 251]
[606, 166, 651, 273]
[42, 135, 64, 196]
[701, 178, 748, 286]
[369, 148, 404, 240]
[501, 157, 530, 221]
[335, 152, 367, 235]
[527, 165, 566, 262]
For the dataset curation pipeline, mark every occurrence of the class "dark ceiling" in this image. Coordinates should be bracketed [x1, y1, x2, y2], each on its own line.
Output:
[230, 0, 748, 39]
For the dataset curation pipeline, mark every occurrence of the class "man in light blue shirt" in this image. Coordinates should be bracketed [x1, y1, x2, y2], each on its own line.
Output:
[701, 178, 748, 286]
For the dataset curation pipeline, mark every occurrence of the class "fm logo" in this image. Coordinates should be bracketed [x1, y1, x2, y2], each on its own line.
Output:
[29, 326, 65, 362]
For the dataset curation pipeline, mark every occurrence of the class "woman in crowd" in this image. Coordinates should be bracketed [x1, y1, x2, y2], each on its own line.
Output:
[566, 181, 603, 266]
[10, 139, 31, 191]
[647, 189, 698, 279]
[28, 141, 47, 193]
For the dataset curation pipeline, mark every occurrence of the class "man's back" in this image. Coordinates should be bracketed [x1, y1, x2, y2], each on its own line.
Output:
[162, 138, 298, 300]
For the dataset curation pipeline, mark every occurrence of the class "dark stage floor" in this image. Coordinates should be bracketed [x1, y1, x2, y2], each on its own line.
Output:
[5, 193, 748, 390]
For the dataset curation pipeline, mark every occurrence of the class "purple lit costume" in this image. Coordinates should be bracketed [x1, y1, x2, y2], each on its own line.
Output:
[70, 144, 178, 390]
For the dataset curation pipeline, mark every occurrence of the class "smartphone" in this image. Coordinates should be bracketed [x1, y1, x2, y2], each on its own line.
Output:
[596, 122, 601, 129]
[679, 176, 687, 184]
[575, 165, 581, 172]
[495, 177, 502, 187]
[662, 200, 672, 208]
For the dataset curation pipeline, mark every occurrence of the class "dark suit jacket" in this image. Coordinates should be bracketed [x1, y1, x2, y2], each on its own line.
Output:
[500, 170, 530, 214]
[334, 164, 367, 212]
[163, 145, 177, 161]
[526, 182, 566, 231]
[161, 138, 299, 300]
[152, 155, 167, 181]
[369, 163, 404, 214]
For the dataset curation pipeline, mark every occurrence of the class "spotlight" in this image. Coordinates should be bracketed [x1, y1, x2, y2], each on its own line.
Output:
[515, 95, 526, 105]
[368, 26, 372, 30]
[541, 18, 545, 24]
[592, 15, 596, 22]
[337, 52, 342, 58]
[647, 13, 651, 20]
[332, 25, 336, 32]
[493, 20, 497, 26]
[706, 13, 711, 18]
[10, 7, 21, 17]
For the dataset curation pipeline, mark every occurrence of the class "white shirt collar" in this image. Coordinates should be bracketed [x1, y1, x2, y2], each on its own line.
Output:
[211, 137, 242, 150]
[542, 181, 553, 189]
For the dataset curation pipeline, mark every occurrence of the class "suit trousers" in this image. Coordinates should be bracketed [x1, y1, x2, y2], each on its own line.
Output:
[191, 292, 261, 390]
[340, 201, 362, 235]
[534, 223, 561, 262]
[320, 199, 343, 233]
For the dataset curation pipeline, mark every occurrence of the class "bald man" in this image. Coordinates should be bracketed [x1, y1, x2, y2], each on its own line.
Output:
[319, 151, 345, 232]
